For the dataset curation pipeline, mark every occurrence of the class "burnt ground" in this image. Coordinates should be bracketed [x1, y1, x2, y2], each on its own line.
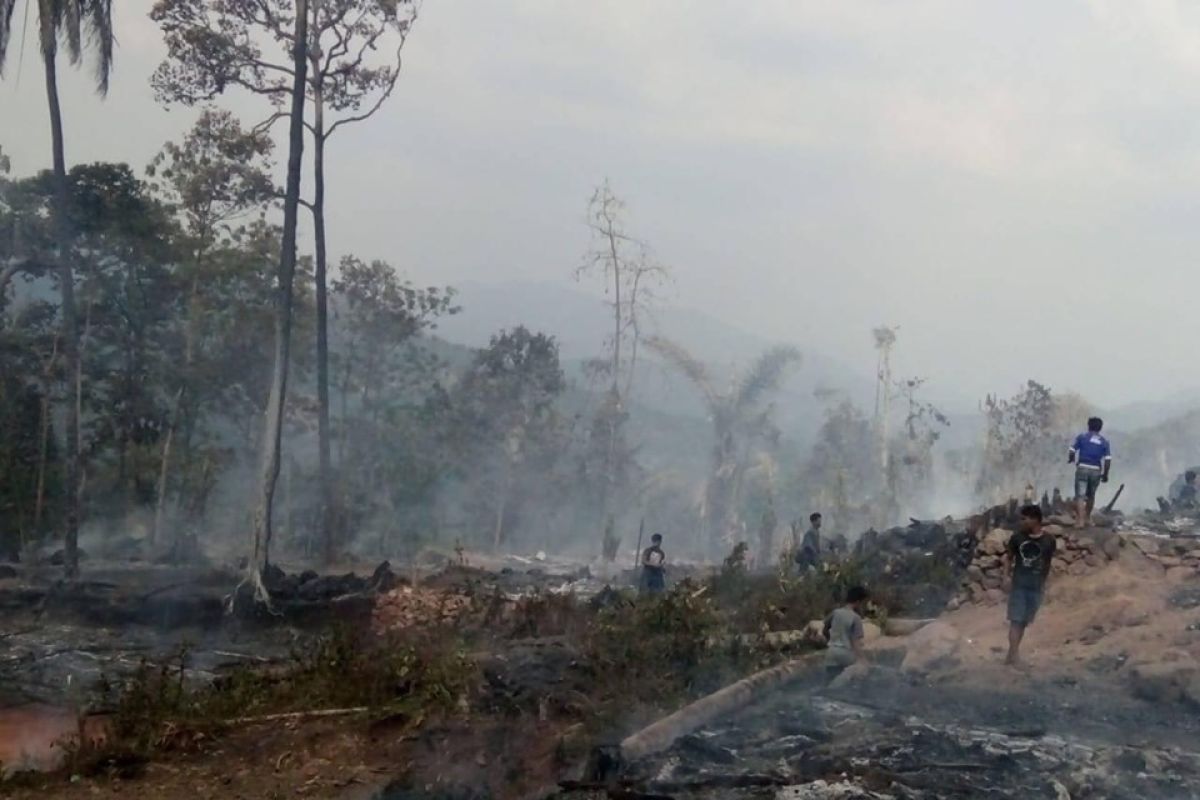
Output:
[558, 667, 1200, 800]
[8, 535, 1200, 799]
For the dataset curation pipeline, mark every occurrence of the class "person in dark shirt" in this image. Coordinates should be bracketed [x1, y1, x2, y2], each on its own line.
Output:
[641, 533, 666, 594]
[1004, 504, 1056, 667]
[793, 512, 822, 573]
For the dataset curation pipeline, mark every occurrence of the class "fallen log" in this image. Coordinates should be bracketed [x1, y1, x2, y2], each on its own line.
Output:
[225, 706, 369, 726]
[619, 652, 821, 762]
[882, 618, 934, 636]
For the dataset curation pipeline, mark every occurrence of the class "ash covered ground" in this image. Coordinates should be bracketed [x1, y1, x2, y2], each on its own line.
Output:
[7, 504, 1200, 798]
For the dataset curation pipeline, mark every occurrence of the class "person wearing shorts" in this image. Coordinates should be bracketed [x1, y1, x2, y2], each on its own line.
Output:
[1069, 417, 1112, 529]
[1005, 505, 1056, 667]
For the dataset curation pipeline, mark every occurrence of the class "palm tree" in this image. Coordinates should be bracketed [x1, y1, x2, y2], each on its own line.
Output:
[647, 337, 800, 556]
[0, 0, 114, 578]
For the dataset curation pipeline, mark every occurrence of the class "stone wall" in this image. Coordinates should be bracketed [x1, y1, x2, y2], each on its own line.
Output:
[951, 525, 1124, 608]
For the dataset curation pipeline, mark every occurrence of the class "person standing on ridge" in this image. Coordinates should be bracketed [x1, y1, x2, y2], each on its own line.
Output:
[793, 512, 823, 573]
[1068, 416, 1112, 529]
[1004, 504, 1056, 667]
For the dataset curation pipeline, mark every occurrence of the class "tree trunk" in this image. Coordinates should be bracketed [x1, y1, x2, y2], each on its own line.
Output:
[312, 78, 335, 566]
[152, 386, 184, 549]
[606, 222, 622, 390]
[154, 270, 203, 551]
[246, 0, 310, 606]
[492, 489, 507, 552]
[43, 46, 80, 580]
[620, 652, 821, 762]
[34, 386, 50, 533]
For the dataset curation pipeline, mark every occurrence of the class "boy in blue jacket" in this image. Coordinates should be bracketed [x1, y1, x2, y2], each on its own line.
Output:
[1068, 417, 1112, 529]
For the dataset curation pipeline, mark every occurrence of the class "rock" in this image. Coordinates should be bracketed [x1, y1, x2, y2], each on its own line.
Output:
[863, 621, 882, 641]
[1084, 554, 1103, 568]
[982, 574, 1002, 590]
[977, 555, 1002, 569]
[966, 565, 984, 582]
[1125, 655, 1200, 705]
[1158, 556, 1184, 568]
[980, 529, 1009, 556]
[945, 596, 961, 611]
[802, 619, 827, 645]
[1044, 524, 1064, 535]
[900, 621, 963, 674]
[985, 588, 1005, 604]
[1068, 561, 1088, 576]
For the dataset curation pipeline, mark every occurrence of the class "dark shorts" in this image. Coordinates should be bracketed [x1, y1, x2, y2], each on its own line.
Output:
[642, 569, 665, 594]
[1007, 586, 1043, 626]
[1075, 468, 1102, 501]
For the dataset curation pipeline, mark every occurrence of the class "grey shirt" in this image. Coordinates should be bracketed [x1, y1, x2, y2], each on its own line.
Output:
[824, 606, 864, 667]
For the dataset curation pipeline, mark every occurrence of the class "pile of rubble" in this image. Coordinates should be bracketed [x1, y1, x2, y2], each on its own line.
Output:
[371, 585, 472, 634]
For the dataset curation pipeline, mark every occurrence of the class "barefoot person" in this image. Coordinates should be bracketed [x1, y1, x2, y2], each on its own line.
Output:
[1004, 505, 1055, 666]
[1068, 416, 1112, 529]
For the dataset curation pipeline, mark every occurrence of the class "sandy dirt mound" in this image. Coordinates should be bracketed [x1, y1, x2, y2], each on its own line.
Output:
[887, 542, 1200, 701]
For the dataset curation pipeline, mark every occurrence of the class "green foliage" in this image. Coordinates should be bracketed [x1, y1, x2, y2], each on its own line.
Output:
[86, 629, 474, 768]
[445, 326, 568, 549]
[583, 581, 748, 708]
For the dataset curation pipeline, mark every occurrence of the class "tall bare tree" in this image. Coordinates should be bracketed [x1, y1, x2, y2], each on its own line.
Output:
[0, 0, 115, 579]
[153, 0, 311, 602]
[578, 181, 670, 400]
[577, 182, 669, 532]
[152, 0, 419, 564]
[306, 0, 417, 563]
[251, 5, 308, 601]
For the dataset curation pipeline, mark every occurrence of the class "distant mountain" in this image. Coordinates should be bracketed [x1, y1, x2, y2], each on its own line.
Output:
[436, 280, 876, 444]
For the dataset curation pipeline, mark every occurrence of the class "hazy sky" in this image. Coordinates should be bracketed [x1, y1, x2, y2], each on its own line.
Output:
[3, 0, 1200, 411]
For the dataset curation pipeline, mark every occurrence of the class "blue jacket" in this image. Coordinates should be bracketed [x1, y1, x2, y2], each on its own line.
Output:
[1071, 432, 1111, 470]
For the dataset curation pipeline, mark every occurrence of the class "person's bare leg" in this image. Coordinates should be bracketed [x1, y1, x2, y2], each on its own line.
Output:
[1085, 495, 1096, 527]
[1005, 623, 1024, 665]
[1075, 498, 1086, 529]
